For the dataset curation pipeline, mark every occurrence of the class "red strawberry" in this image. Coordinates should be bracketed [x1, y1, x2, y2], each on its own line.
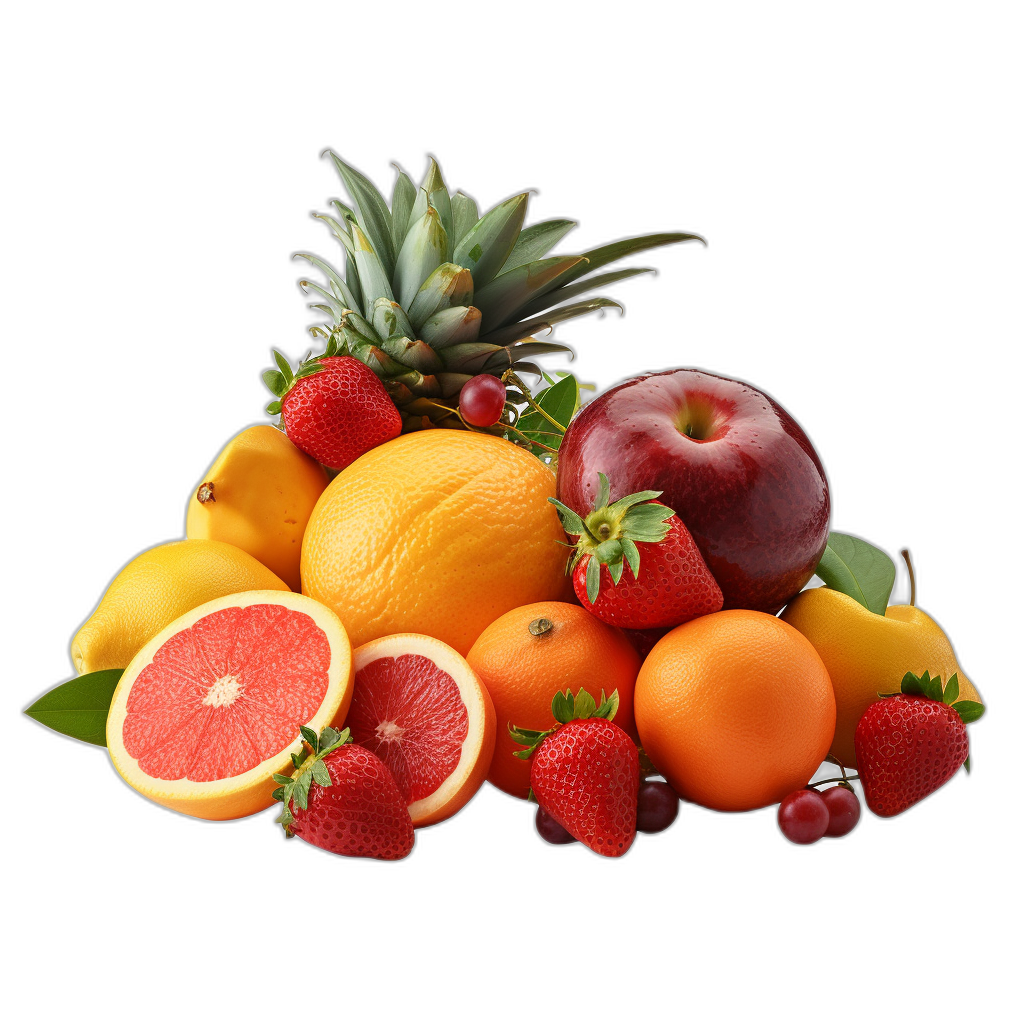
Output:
[272, 725, 414, 860]
[550, 473, 723, 630]
[510, 689, 639, 857]
[264, 351, 401, 470]
[855, 670, 984, 817]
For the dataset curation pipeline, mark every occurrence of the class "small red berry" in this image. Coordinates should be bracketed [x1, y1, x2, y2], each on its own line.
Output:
[459, 374, 507, 427]
[777, 788, 830, 845]
[535, 805, 577, 845]
[821, 785, 861, 837]
[636, 780, 679, 833]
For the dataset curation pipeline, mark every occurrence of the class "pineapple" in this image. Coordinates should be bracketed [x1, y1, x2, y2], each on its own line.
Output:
[292, 152, 704, 432]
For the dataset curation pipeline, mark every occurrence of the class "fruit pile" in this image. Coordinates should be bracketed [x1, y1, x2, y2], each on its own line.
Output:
[26, 154, 985, 859]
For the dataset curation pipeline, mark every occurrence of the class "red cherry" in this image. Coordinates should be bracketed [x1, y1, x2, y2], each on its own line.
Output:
[535, 805, 576, 845]
[777, 788, 830, 845]
[820, 785, 861, 837]
[459, 374, 507, 427]
[636, 780, 679, 833]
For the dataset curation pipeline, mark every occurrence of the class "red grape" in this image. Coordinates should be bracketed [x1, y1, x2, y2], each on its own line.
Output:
[777, 788, 829, 844]
[459, 374, 507, 427]
[535, 805, 576, 845]
[636, 780, 679, 833]
[820, 785, 861, 837]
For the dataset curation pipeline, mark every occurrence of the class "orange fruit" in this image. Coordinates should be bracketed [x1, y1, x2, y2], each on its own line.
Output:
[634, 610, 835, 812]
[301, 431, 567, 655]
[346, 634, 495, 827]
[107, 591, 354, 820]
[466, 602, 641, 799]
[186, 425, 328, 591]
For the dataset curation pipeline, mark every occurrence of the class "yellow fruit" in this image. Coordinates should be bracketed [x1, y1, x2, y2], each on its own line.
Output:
[186, 424, 328, 591]
[107, 590, 353, 820]
[72, 539, 289, 675]
[780, 588, 980, 767]
[301, 432, 567, 655]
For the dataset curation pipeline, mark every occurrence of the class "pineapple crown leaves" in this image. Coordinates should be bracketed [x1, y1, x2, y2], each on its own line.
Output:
[878, 670, 985, 726]
[294, 153, 704, 400]
[508, 687, 620, 760]
[548, 472, 675, 603]
[271, 725, 352, 835]
[262, 347, 338, 415]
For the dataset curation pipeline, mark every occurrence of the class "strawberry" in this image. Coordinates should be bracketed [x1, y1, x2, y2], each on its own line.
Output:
[264, 351, 401, 470]
[272, 725, 414, 860]
[549, 473, 723, 630]
[510, 689, 639, 857]
[855, 670, 985, 817]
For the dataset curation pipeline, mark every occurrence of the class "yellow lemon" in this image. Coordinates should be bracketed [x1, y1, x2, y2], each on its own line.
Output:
[780, 588, 980, 767]
[72, 539, 289, 674]
[186, 425, 328, 591]
[301, 431, 567, 655]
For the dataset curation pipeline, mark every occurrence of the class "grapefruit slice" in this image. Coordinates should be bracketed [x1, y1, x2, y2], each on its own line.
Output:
[346, 634, 495, 827]
[106, 590, 353, 820]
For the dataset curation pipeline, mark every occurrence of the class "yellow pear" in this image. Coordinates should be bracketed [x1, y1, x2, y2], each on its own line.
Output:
[186, 425, 328, 591]
[781, 589, 980, 767]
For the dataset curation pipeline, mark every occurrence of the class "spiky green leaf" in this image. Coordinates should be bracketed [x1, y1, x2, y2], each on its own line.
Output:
[501, 219, 577, 273]
[474, 256, 587, 330]
[418, 305, 482, 349]
[559, 232, 705, 287]
[393, 206, 448, 309]
[326, 151, 396, 276]
[453, 193, 529, 289]
[407, 263, 474, 330]
[514, 267, 655, 320]
[351, 223, 395, 314]
[371, 297, 415, 343]
[479, 297, 621, 348]
[294, 254, 359, 313]
[450, 191, 479, 249]
[390, 167, 417, 251]
[421, 157, 454, 256]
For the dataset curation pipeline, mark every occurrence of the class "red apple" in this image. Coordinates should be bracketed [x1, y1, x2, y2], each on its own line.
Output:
[555, 369, 830, 614]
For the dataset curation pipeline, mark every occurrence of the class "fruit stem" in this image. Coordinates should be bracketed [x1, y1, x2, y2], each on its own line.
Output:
[807, 775, 860, 788]
[196, 482, 215, 504]
[504, 371, 568, 434]
[503, 422, 559, 453]
[901, 548, 916, 607]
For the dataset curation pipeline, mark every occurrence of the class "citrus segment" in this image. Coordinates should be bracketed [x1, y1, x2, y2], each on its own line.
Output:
[107, 591, 353, 820]
[347, 634, 495, 827]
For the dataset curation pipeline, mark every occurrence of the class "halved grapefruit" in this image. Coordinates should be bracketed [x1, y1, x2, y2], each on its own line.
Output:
[346, 634, 495, 827]
[106, 590, 353, 820]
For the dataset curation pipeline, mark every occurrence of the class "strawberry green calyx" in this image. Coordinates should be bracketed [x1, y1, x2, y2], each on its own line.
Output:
[548, 472, 675, 603]
[262, 347, 336, 416]
[271, 725, 352, 834]
[878, 670, 985, 725]
[508, 687, 620, 760]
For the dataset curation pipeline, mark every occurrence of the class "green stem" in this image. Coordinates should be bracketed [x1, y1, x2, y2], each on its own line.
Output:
[504, 423, 558, 454]
[505, 371, 568, 434]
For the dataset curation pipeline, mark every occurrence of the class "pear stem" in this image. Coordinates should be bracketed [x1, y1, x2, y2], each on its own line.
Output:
[901, 548, 916, 607]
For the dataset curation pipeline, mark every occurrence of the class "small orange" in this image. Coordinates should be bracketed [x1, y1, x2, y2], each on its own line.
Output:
[634, 610, 835, 812]
[467, 601, 641, 799]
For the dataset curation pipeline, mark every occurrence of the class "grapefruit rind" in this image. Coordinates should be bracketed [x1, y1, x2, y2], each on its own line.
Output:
[351, 634, 496, 828]
[106, 590, 353, 821]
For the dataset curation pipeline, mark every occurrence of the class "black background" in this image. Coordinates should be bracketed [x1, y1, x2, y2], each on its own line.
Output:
[22, 108, 999, 909]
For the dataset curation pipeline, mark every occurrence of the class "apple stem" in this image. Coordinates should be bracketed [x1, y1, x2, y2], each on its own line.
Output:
[901, 548, 916, 607]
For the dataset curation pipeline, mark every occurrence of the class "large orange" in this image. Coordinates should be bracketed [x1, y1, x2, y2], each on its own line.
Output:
[301, 432, 567, 655]
[466, 602, 641, 799]
[634, 610, 835, 812]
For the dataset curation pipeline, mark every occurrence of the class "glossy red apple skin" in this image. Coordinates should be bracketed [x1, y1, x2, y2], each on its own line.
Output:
[556, 369, 830, 614]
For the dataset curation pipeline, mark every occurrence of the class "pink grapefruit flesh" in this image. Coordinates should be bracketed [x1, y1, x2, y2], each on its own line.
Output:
[347, 634, 496, 827]
[107, 591, 353, 820]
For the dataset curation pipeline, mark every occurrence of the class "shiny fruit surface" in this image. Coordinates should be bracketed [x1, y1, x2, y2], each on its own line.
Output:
[535, 805, 577, 844]
[636, 780, 679, 833]
[821, 785, 861, 837]
[777, 788, 830, 844]
[459, 374, 507, 427]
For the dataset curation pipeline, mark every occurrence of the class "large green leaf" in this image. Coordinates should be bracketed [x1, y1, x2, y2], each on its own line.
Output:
[294, 253, 359, 312]
[473, 256, 587, 330]
[814, 532, 896, 615]
[480, 297, 622, 347]
[418, 305, 482, 348]
[407, 263, 474, 330]
[393, 206, 447, 308]
[421, 158, 453, 257]
[514, 267, 654, 320]
[390, 167, 417, 251]
[558, 232, 705, 287]
[351, 223, 395, 314]
[24, 669, 124, 746]
[516, 373, 580, 454]
[450, 191, 479, 250]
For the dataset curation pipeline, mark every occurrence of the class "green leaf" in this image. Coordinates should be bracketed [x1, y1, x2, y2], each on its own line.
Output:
[479, 297, 622, 349]
[309, 759, 332, 788]
[814, 532, 896, 616]
[450, 191, 479, 249]
[265, 400, 282, 416]
[963, 755, 971, 774]
[899, 672, 926, 697]
[273, 349, 293, 382]
[271, 773, 292, 786]
[418, 306, 482, 349]
[500, 219, 577, 273]
[572, 689, 598, 720]
[299, 725, 318, 749]
[548, 498, 586, 536]
[551, 689, 575, 723]
[473, 255, 587, 330]
[294, 254, 360, 313]
[262, 369, 286, 397]
[326, 151, 396, 277]
[393, 205, 448, 309]
[951, 700, 985, 724]
[516, 373, 579, 453]
[453, 193, 529, 289]
[595, 472, 611, 510]
[407, 263, 474, 330]
[621, 538, 640, 579]
[351, 223, 395, 314]
[596, 689, 620, 721]
[421, 158, 453, 257]
[513, 268, 654, 320]
[619, 503, 675, 542]
[23, 669, 124, 746]
[390, 167, 417, 252]
[943, 672, 960, 704]
[558, 232, 706, 287]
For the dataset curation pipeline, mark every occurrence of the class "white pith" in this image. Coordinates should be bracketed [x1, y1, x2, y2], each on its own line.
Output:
[203, 674, 243, 708]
